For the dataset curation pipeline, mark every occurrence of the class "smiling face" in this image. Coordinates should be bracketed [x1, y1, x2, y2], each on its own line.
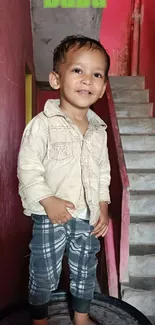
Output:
[49, 45, 107, 110]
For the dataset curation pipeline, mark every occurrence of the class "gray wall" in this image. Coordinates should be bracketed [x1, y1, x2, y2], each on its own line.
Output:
[30, 0, 102, 81]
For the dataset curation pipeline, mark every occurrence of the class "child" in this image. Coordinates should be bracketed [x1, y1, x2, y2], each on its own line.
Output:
[17, 35, 111, 325]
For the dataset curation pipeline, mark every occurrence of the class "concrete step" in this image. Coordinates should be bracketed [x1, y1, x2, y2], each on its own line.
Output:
[112, 89, 149, 103]
[109, 76, 145, 89]
[130, 223, 155, 245]
[124, 151, 155, 169]
[118, 118, 155, 134]
[122, 287, 155, 316]
[128, 172, 155, 191]
[129, 255, 155, 277]
[128, 276, 155, 291]
[121, 135, 155, 151]
[130, 193, 155, 216]
[115, 103, 153, 118]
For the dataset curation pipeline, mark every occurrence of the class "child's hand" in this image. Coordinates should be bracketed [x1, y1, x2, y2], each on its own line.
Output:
[40, 196, 75, 224]
[91, 202, 109, 238]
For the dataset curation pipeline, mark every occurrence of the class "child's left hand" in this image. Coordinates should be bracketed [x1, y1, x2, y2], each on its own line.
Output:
[91, 201, 109, 238]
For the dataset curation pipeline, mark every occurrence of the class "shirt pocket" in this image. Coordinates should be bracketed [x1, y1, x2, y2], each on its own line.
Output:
[91, 127, 105, 163]
[47, 126, 74, 162]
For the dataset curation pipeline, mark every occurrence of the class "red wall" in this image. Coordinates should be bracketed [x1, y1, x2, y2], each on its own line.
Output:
[139, 0, 155, 115]
[99, 0, 133, 75]
[0, 0, 35, 309]
[37, 89, 59, 113]
[100, 0, 155, 113]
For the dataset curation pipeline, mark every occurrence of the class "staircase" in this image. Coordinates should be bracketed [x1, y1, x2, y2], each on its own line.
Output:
[109, 76, 155, 324]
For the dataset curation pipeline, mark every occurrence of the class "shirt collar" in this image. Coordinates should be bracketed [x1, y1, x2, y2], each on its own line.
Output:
[43, 99, 107, 129]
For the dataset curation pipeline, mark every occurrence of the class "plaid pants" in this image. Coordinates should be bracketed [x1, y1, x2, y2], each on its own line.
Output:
[29, 215, 100, 307]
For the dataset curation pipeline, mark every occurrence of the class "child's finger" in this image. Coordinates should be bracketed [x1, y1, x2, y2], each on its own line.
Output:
[95, 226, 109, 238]
[91, 224, 106, 236]
[91, 219, 105, 234]
[65, 201, 75, 209]
[95, 230, 105, 238]
[91, 219, 102, 233]
[101, 226, 109, 237]
[57, 219, 62, 224]
[65, 212, 73, 220]
[93, 225, 107, 238]
[62, 217, 68, 223]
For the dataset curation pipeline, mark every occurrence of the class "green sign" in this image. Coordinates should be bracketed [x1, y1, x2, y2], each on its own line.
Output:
[43, 0, 106, 8]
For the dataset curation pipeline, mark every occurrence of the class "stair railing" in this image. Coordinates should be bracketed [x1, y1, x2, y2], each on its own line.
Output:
[94, 82, 130, 297]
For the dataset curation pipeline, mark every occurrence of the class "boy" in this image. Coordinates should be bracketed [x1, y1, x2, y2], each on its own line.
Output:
[17, 35, 111, 325]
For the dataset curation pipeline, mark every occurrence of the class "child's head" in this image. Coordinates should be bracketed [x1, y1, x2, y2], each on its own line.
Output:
[49, 35, 110, 110]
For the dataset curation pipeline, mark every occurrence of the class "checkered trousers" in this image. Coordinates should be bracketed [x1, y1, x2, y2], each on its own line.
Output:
[29, 215, 100, 306]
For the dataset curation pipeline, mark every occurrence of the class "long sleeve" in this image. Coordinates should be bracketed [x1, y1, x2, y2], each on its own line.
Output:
[99, 130, 111, 203]
[17, 114, 53, 208]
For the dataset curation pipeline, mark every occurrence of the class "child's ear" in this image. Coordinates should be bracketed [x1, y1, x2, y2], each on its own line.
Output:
[49, 72, 60, 90]
[99, 82, 107, 98]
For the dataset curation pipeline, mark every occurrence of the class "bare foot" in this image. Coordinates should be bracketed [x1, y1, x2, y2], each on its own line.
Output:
[73, 313, 96, 325]
[32, 319, 48, 325]
[74, 318, 95, 325]
[84, 318, 96, 325]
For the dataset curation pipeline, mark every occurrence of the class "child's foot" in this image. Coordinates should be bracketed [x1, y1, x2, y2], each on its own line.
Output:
[73, 313, 96, 325]
[32, 319, 48, 325]
[74, 318, 95, 325]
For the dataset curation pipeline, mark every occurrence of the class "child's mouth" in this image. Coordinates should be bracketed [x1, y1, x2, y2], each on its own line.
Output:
[77, 90, 91, 95]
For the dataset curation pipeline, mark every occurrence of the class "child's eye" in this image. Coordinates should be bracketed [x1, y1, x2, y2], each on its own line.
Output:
[72, 68, 82, 74]
[94, 73, 103, 78]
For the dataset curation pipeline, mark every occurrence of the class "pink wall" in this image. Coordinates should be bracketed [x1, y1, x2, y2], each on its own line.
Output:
[139, 0, 155, 115]
[100, 0, 133, 75]
[0, 0, 35, 309]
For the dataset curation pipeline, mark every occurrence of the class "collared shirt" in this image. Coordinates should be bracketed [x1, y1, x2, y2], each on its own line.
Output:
[17, 99, 111, 225]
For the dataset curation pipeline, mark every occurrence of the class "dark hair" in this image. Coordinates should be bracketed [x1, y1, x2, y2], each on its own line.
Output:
[53, 35, 110, 79]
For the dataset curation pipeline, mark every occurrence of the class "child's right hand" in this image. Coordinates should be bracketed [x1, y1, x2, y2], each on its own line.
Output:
[40, 196, 75, 224]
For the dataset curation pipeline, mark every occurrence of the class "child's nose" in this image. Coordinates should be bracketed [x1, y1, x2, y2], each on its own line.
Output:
[81, 74, 92, 85]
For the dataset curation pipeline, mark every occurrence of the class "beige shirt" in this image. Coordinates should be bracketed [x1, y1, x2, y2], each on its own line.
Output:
[17, 99, 111, 225]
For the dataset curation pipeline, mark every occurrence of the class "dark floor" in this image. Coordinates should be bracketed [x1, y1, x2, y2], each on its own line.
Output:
[0, 298, 151, 325]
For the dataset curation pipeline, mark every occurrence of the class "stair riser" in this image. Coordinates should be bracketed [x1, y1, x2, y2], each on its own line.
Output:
[109, 76, 145, 89]
[112, 89, 149, 103]
[129, 256, 155, 277]
[124, 152, 155, 169]
[118, 119, 155, 134]
[130, 223, 155, 245]
[130, 195, 155, 216]
[121, 135, 155, 151]
[128, 173, 155, 191]
[128, 277, 155, 291]
[116, 104, 153, 118]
